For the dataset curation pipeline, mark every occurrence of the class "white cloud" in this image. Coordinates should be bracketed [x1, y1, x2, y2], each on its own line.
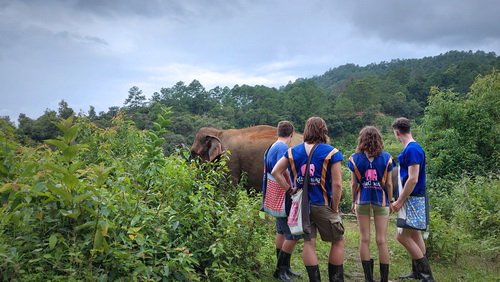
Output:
[0, 0, 499, 122]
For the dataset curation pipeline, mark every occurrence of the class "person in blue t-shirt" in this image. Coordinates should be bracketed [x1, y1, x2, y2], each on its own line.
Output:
[264, 121, 303, 281]
[347, 126, 394, 282]
[391, 118, 434, 281]
[272, 117, 345, 282]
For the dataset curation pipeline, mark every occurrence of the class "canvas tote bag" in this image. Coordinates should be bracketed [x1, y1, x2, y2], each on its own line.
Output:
[287, 144, 319, 235]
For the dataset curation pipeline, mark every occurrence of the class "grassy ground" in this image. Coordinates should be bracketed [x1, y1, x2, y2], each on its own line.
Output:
[254, 215, 500, 281]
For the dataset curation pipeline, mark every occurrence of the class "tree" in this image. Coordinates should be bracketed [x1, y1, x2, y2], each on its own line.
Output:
[88, 106, 97, 120]
[420, 71, 500, 179]
[124, 86, 146, 108]
[283, 80, 328, 130]
[344, 76, 381, 112]
[58, 100, 75, 119]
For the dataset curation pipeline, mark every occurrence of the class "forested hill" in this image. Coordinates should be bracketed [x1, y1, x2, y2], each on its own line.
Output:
[311, 50, 499, 96]
[5, 50, 500, 153]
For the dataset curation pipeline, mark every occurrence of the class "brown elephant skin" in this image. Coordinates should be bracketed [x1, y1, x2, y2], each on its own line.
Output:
[191, 125, 303, 191]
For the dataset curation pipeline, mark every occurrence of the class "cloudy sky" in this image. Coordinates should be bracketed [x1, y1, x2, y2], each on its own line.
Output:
[1, 0, 499, 122]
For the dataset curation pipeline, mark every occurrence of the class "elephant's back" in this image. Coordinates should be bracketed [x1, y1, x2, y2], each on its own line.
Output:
[290, 133, 304, 146]
[226, 125, 277, 140]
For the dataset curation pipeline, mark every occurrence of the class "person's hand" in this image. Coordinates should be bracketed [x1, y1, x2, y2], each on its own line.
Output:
[287, 186, 297, 196]
[351, 202, 356, 214]
[389, 203, 395, 215]
[391, 200, 404, 212]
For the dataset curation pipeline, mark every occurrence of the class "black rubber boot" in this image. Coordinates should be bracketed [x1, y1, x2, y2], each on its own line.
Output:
[379, 263, 389, 282]
[399, 258, 419, 279]
[306, 265, 321, 282]
[370, 259, 374, 275]
[328, 263, 344, 282]
[415, 256, 434, 282]
[277, 251, 293, 282]
[361, 260, 374, 282]
[274, 248, 281, 279]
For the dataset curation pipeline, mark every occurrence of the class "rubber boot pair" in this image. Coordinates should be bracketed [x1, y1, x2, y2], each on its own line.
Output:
[274, 249, 302, 281]
[362, 259, 388, 282]
[306, 264, 344, 282]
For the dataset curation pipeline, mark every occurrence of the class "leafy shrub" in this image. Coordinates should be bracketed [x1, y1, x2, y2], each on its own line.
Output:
[427, 175, 499, 262]
[0, 111, 268, 281]
[426, 212, 466, 263]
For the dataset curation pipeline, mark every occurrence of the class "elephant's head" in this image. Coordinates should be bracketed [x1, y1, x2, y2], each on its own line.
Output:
[191, 127, 224, 162]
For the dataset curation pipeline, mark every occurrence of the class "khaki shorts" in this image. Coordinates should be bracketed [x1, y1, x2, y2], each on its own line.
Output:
[309, 205, 344, 242]
[356, 204, 390, 216]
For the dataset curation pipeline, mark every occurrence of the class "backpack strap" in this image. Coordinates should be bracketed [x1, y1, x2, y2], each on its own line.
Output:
[287, 147, 297, 187]
[261, 143, 274, 193]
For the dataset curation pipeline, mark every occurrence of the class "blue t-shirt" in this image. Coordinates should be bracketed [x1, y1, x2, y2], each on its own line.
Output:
[285, 143, 344, 206]
[265, 141, 289, 173]
[398, 141, 426, 196]
[347, 152, 394, 206]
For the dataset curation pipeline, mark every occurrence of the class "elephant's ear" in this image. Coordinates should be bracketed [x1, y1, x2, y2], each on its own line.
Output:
[207, 135, 223, 161]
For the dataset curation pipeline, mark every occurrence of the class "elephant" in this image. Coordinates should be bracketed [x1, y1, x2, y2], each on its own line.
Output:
[191, 125, 304, 192]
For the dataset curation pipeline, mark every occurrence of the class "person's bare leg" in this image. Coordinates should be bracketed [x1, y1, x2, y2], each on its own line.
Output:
[302, 238, 318, 266]
[396, 229, 424, 259]
[411, 230, 426, 255]
[374, 214, 390, 264]
[282, 239, 298, 254]
[328, 240, 345, 265]
[276, 233, 285, 250]
[357, 214, 371, 261]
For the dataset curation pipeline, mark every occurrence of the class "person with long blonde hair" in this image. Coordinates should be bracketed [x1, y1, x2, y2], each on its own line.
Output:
[272, 117, 345, 281]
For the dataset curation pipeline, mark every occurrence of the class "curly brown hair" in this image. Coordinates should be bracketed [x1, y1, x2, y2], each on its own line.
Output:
[303, 117, 330, 144]
[355, 126, 384, 158]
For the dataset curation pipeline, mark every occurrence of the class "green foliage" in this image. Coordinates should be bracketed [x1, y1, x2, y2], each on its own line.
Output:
[420, 71, 500, 179]
[0, 110, 268, 280]
[0, 119, 18, 182]
[426, 175, 500, 263]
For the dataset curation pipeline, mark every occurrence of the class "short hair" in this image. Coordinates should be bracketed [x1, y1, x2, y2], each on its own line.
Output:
[303, 117, 330, 144]
[277, 121, 294, 137]
[355, 126, 384, 158]
[391, 117, 411, 134]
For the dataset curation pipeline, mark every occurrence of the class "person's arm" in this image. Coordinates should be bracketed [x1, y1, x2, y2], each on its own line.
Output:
[350, 171, 358, 214]
[386, 170, 393, 203]
[386, 170, 394, 213]
[391, 164, 419, 212]
[271, 156, 294, 194]
[330, 161, 342, 213]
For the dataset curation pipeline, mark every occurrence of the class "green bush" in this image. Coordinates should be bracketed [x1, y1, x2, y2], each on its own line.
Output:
[0, 112, 268, 281]
[427, 175, 499, 262]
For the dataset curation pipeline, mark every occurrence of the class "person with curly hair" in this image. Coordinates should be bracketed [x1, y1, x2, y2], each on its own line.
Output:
[347, 126, 394, 282]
